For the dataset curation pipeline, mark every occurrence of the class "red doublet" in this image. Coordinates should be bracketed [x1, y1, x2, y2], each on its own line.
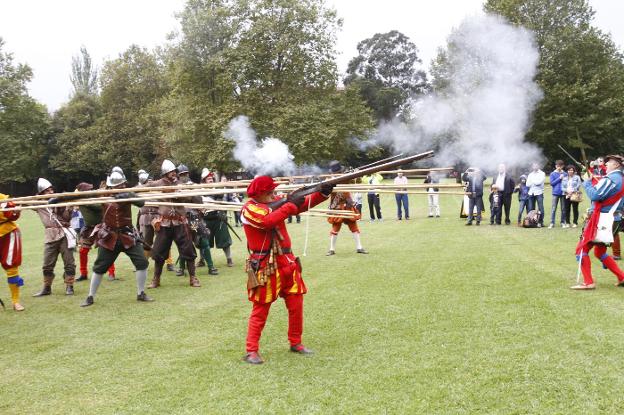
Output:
[241, 191, 328, 352]
[241, 191, 327, 304]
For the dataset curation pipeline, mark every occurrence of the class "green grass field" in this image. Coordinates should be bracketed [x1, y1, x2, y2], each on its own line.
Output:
[2, 188, 624, 414]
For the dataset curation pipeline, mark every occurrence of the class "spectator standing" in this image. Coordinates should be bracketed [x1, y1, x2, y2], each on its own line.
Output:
[489, 185, 501, 225]
[393, 170, 409, 220]
[562, 165, 581, 228]
[353, 192, 363, 215]
[462, 168, 486, 226]
[424, 171, 440, 218]
[548, 160, 567, 228]
[493, 163, 514, 225]
[514, 175, 530, 225]
[363, 172, 383, 222]
[526, 163, 545, 227]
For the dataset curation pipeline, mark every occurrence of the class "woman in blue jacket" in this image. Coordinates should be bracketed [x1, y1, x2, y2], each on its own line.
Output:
[562, 165, 582, 227]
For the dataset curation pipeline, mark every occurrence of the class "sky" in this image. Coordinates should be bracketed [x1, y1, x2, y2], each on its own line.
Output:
[1, 0, 622, 112]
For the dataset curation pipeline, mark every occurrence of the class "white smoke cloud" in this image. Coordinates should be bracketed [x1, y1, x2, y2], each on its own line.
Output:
[224, 115, 297, 175]
[360, 13, 544, 173]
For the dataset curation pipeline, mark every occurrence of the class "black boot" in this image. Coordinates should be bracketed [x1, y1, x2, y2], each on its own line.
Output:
[32, 285, 52, 297]
[80, 296, 94, 307]
[137, 291, 154, 302]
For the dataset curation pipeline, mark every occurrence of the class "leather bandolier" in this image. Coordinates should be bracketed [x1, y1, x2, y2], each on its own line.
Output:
[96, 202, 137, 251]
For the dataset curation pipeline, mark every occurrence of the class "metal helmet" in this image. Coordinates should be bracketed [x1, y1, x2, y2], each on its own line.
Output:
[106, 171, 127, 187]
[37, 178, 53, 194]
[177, 164, 190, 174]
[161, 159, 177, 176]
[111, 166, 124, 174]
[201, 167, 210, 181]
[137, 169, 149, 184]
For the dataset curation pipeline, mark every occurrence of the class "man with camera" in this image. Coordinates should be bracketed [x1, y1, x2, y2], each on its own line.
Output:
[463, 167, 486, 226]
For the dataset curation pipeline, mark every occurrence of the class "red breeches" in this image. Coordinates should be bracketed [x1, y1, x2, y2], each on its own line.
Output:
[579, 243, 624, 285]
[79, 246, 115, 276]
[246, 294, 304, 352]
[0, 229, 22, 275]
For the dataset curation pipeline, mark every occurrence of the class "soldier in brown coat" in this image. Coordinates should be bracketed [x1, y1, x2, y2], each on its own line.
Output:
[147, 160, 201, 288]
[80, 168, 153, 307]
[33, 178, 77, 297]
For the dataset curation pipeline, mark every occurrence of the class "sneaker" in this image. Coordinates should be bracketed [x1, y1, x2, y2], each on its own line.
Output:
[466, 222, 473, 226]
[537, 223, 543, 228]
[175, 269, 185, 277]
[356, 248, 368, 254]
[428, 215, 433, 218]
[166, 264, 175, 272]
[76, 275, 88, 282]
[475, 222, 480, 226]
[208, 267, 219, 275]
[243, 351, 264, 364]
[572, 224, 578, 228]
[548, 224, 554, 229]
[326, 250, 335, 256]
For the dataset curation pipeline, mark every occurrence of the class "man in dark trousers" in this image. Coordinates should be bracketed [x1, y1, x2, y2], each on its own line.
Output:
[463, 168, 486, 226]
[493, 163, 515, 225]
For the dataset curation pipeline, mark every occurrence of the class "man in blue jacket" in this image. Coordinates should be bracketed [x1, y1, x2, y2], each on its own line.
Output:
[549, 160, 566, 228]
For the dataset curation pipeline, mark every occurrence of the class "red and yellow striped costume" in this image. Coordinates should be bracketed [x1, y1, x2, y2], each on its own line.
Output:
[0, 194, 24, 307]
[241, 191, 327, 352]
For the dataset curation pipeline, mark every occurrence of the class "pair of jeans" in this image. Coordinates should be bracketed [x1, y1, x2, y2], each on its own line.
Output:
[550, 194, 566, 224]
[467, 197, 483, 223]
[528, 194, 544, 225]
[517, 199, 529, 223]
[394, 193, 409, 219]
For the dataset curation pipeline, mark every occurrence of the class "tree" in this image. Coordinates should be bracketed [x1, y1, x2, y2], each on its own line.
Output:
[164, 0, 373, 168]
[70, 46, 98, 96]
[484, 0, 624, 162]
[53, 46, 169, 176]
[0, 38, 49, 183]
[345, 30, 428, 121]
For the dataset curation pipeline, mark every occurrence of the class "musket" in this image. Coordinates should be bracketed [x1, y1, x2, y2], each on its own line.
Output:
[225, 219, 243, 242]
[557, 144, 585, 169]
[268, 151, 434, 210]
[355, 153, 404, 171]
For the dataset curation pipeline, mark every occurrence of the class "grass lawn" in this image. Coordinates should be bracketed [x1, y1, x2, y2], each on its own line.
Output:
[2, 186, 624, 414]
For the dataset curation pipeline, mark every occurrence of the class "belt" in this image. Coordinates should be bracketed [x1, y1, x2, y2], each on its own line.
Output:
[251, 247, 292, 255]
[162, 215, 185, 221]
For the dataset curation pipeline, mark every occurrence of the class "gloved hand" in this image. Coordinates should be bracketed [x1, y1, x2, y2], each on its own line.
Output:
[319, 182, 335, 197]
[114, 192, 132, 199]
[287, 192, 305, 207]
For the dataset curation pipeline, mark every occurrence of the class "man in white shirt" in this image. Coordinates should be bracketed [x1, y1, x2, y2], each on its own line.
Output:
[526, 162, 545, 227]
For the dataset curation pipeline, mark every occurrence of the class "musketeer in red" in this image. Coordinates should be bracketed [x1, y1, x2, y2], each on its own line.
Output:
[240, 175, 333, 364]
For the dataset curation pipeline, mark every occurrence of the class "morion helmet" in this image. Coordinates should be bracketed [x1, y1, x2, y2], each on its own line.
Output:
[161, 159, 177, 176]
[177, 164, 190, 175]
[37, 178, 53, 194]
[137, 169, 149, 184]
[106, 168, 127, 187]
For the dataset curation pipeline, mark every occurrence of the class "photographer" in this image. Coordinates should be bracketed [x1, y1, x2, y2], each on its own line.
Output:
[462, 167, 486, 226]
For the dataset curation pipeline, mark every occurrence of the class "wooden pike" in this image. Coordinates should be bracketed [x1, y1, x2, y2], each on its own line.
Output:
[1, 178, 270, 204]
